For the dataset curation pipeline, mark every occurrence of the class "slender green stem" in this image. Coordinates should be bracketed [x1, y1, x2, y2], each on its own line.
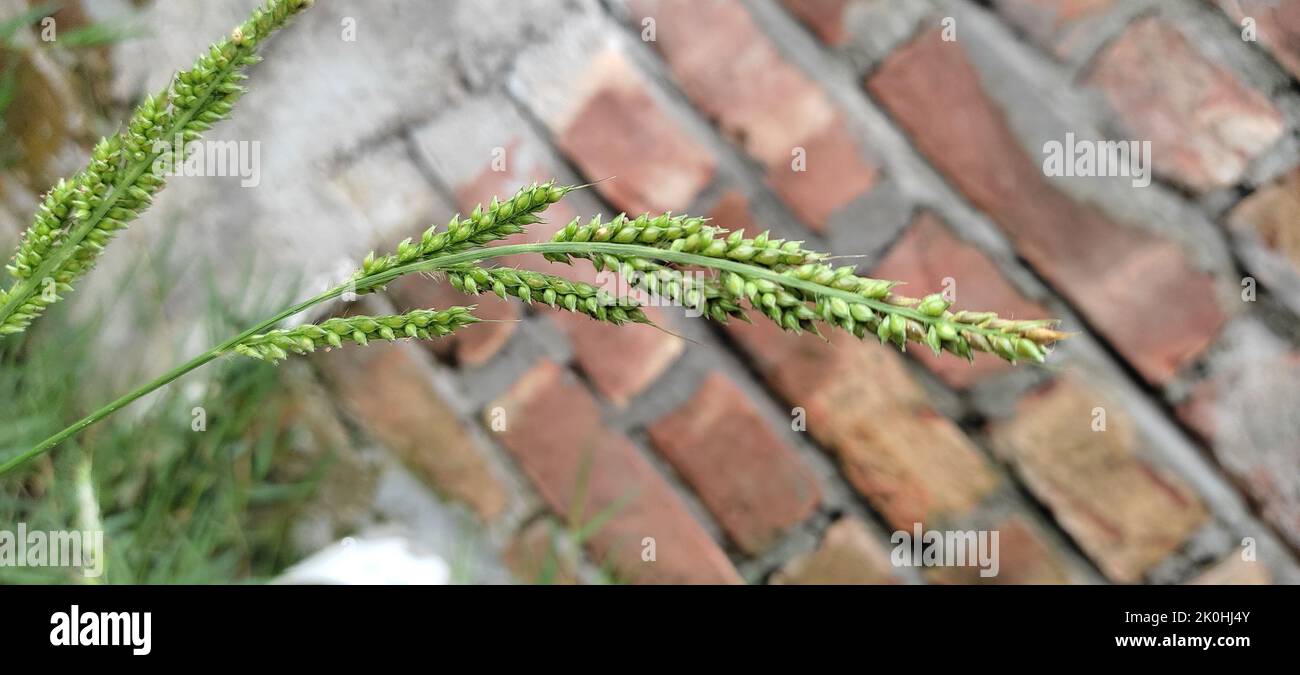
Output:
[0, 287, 341, 475]
[4, 240, 1000, 475]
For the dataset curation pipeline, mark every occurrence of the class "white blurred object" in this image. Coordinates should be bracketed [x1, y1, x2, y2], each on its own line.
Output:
[276, 535, 450, 585]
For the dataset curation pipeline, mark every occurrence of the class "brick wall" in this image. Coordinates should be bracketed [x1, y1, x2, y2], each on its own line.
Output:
[312, 0, 1300, 584]
[15, 0, 1300, 584]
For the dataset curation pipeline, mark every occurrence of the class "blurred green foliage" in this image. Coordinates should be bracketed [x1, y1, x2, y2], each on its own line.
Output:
[0, 242, 328, 584]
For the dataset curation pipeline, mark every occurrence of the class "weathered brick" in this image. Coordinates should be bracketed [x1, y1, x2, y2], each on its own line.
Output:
[925, 517, 1071, 584]
[513, 242, 684, 406]
[728, 319, 999, 529]
[872, 211, 1049, 389]
[1191, 554, 1272, 585]
[1175, 378, 1219, 444]
[632, 0, 828, 166]
[766, 118, 878, 231]
[314, 342, 508, 520]
[990, 376, 1209, 583]
[488, 361, 741, 584]
[770, 518, 898, 584]
[782, 0, 853, 46]
[505, 518, 581, 585]
[631, 0, 876, 231]
[551, 303, 684, 406]
[1176, 354, 1300, 550]
[1228, 167, 1300, 282]
[551, 49, 715, 214]
[1219, 0, 1300, 80]
[708, 190, 759, 232]
[648, 372, 821, 553]
[868, 30, 1227, 384]
[1084, 17, 1285, 192]
[992, 0, 1116, 57]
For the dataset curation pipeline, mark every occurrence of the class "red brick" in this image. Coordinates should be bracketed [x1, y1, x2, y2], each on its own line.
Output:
[505, 519, 581, 585]
[989, 375, 1209, 583]
[708, 190, 759, 232]
[555, 51, 714, 214]
[1228, 167, 1300, 277]
[770, 518, 898, 584]
[992, 0, 1116, 56]
[551, 303, 684, 406]
[1176, 353, 1300, 549]
[314, 341, 508, 520]
[728, 320, 999, 529]
[766, 117, 877, 231]
[872, 211, 1049, 389]
[1084, 17, 1284, 192]
[1175, 377, 1219, 443]
[523, 249, 683, 405]
[632, 0, 876, 231]
[868, 30, 1227, 384]
[782, 0, 852, 46]
[925, 517, 1071, 584]
[632, 0, 825, 166]
[1219, 0, 1300, 80]
[648, 372, 822, 553]
[488, 361, 741, 584]
[1191, 555, 1271, 585]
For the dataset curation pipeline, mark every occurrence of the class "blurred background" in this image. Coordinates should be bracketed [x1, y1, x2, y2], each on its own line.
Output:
[1, 0, 1297, 584]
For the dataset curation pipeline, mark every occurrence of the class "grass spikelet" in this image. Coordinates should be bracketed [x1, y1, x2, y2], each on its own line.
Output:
[547, 214, 825, 268]
[0, 0, 314, 337]
[541, 216, 1065, 364]
[357, 181, 571, 282]
[231, 306, 479, 363]
[446, 266, 649, 325]
[543, 213, 708, 261]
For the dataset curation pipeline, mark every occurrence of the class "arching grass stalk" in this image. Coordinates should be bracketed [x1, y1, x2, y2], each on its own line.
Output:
[2, 230, 1068, 476]
[0, 286, 340, 475]
[0, 1, 1069, 484]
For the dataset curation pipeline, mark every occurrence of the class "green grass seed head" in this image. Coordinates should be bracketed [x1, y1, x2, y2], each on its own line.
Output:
[0, 0, 313, 338]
